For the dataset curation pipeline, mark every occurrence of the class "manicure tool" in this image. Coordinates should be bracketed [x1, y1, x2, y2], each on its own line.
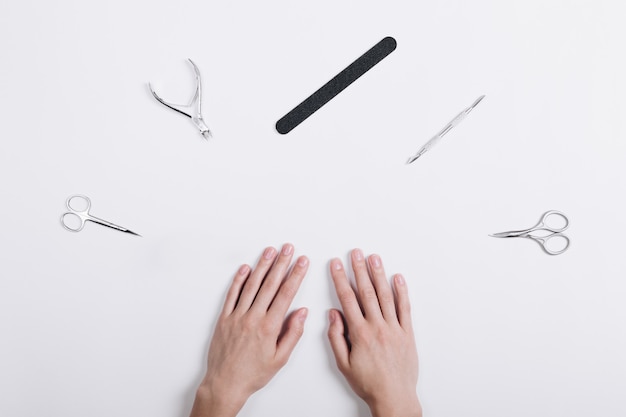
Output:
[149, 59, 211, 140]
[490, 210, 570, 255]
[60, 195, 141, 236]
[406, 95, 485, 164]
[276, 37, 397, 134]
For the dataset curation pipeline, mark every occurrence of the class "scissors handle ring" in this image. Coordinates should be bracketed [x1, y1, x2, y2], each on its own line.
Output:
[530, 233, 570, 256]
[66, 194, 92, 213]
[60, 212, 87, 232]
[61, 195, 93, 232]
[537, 210, 569, 233]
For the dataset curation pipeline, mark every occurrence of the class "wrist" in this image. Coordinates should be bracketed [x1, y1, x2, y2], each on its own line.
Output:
[367, 394, 422, 417]
[190, 383, 248, 417]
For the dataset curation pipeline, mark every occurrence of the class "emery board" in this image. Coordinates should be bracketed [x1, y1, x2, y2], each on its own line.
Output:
[276, 36, 397, 134]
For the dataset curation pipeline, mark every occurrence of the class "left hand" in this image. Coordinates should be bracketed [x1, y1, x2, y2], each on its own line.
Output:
[191, 244, 309, 417]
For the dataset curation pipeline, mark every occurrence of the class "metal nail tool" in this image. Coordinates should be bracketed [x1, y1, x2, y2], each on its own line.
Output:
[149, 59, 211, 140]
[490, 210, 570, 255]
[407, 95, 485, 164]
[61, 195, 141, 236]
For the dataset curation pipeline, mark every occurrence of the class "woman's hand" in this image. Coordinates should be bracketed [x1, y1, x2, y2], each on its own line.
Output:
[328, 249, 421, 417]
[191, 244, 309, 417]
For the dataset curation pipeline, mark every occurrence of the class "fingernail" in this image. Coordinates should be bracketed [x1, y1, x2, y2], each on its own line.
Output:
[370, 254, 381, 268]
[264, 247, 276, 260]
[239, 264, 250, 275]
[332, 259, 343, 271]
[395, 274, 405, 285]
[299, 308, 308, 322]
[282, 244, 293, 256]
[328, 310, 336, 323]
[297, 256, 309, 267]
[353, 248, 363, 261]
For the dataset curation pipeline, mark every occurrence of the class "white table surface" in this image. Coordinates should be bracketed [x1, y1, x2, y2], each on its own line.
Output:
[1, 1, 625, 416]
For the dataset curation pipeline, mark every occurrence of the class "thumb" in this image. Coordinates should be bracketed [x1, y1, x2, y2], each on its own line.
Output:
[327, 309, 350, 371]
[276, 308, 308, 363]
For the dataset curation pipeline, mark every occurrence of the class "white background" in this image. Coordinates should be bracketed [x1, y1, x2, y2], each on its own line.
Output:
[1, 1, 625, 416]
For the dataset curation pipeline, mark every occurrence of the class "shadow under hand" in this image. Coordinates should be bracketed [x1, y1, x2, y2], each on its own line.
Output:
[176, 286, 225, 417]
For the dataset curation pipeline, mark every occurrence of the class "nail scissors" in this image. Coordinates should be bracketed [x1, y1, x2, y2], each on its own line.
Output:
[407, 95, 485, 164]
[60, 195, 141, 236]
[490, 210, 570, 255]
[149, 59, 211, 140]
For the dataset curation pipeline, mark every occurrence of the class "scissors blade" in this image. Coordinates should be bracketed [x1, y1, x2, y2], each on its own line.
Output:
[90, 216, 142, 237]
[489, 230, 527, 238]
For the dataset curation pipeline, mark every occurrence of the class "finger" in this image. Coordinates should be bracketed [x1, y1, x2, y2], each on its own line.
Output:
[221, 264, 251, 315]
[351, 249, 383, 320]
[367, 254, 397, 322]
[327, 309, 350, 372]
[251, 243, 295, 313]
[276, 307, 308, 364]
[236, 246, 278, 312]
[330, 258, 363, 326]
[393, 274, 413, 331]
[267, 256, 309, 322]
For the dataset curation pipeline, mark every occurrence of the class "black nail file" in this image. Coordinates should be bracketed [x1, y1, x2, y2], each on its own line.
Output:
[276, 36, 397, 134]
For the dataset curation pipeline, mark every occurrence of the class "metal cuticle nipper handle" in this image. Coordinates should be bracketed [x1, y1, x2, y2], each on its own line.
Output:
[149, 58, 211, 140]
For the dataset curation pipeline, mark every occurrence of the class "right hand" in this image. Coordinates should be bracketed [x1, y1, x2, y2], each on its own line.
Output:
[327, 249, 422, 417]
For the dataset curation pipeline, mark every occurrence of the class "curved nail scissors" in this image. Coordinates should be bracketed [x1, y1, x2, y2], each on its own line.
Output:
[149, 59, 211, 140]
[60, 195, 141, 236]
[490, 210, 570, 255]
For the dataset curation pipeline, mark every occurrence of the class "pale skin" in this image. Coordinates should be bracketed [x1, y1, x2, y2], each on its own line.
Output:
[190, 244, 422, 417]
